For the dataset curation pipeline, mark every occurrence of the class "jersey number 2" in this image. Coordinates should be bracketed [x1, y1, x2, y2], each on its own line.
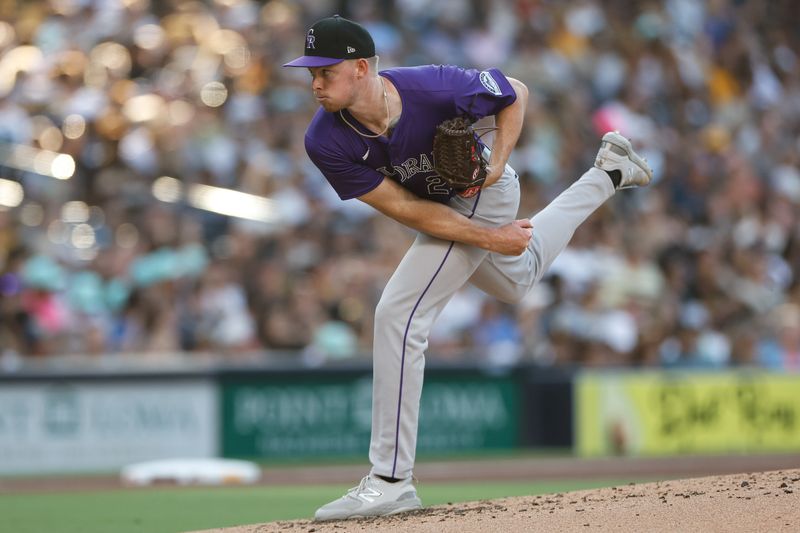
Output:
[426, 176, 450, 196]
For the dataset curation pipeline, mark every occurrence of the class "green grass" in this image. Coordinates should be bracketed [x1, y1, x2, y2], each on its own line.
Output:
[2, 478, 644, 533]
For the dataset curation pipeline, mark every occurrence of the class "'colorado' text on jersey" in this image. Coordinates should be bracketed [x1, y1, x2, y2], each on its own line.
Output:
[304, 65, 517, 203]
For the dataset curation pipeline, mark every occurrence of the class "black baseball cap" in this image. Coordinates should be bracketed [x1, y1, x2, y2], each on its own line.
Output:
[283, 15, 375, 68]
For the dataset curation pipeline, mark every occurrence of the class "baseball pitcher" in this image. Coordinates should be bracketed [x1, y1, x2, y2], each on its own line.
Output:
[283, 15, 652, 521]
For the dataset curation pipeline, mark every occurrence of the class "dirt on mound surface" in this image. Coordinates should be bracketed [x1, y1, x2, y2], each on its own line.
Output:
[193, 469, 800, 533]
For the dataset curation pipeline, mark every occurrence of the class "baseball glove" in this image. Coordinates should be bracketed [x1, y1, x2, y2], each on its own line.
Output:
[433, 116, 490, 198]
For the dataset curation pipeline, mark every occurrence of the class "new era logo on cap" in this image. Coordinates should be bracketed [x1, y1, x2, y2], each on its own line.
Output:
[283, 15, 375, 68]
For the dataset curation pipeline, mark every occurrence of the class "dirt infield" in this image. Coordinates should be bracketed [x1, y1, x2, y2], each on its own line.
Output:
[192, 469, 800, 533]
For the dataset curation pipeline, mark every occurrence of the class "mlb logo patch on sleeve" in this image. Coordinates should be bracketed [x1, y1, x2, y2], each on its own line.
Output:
[479, 71, 502, 95]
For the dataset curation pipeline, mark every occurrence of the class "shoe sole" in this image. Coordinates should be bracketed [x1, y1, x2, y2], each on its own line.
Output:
[315, 502, 422, 522]
[601, 131, 653, 187]
[385, 503, 423, 516]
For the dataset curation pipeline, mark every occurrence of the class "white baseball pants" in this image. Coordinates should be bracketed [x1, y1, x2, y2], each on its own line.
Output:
[369, 164, 615, 479]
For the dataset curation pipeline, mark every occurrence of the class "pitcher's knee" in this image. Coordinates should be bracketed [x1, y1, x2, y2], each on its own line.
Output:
[374, 295, 432, 355]
[374, 297, 406, 338]
[496, 284, 531, 305]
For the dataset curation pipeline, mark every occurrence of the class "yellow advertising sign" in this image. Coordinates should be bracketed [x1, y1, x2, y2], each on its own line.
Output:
[576, 371, 800, 456]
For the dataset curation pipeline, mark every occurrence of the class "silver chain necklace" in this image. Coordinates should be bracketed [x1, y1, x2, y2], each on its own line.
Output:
[339, 77, 389, 138]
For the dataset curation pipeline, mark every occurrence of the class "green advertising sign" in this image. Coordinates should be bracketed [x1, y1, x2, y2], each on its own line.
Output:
[221, 373, 518, 458]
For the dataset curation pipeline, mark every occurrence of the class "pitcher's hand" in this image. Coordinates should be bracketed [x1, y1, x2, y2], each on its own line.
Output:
[491, 219, 532, 255]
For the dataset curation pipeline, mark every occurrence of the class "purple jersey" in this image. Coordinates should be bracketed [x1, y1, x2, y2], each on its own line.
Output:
[304, 65, 517, 203]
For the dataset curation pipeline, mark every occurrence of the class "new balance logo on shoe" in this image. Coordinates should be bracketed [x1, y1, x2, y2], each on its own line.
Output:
[357, 486, 382, 503]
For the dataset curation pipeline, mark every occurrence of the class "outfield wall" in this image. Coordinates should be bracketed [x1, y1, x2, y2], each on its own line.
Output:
[1, 361, 798, 475]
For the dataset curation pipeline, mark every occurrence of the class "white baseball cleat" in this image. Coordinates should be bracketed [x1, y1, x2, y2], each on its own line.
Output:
[594, 131, 653, 189]
[314, 474, 422, 521]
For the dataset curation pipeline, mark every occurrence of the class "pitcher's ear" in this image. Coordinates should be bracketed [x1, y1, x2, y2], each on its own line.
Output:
[354, 57, 370, 77]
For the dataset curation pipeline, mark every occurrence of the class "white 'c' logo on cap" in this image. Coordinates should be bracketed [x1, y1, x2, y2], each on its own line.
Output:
[306, 29, 315, 49]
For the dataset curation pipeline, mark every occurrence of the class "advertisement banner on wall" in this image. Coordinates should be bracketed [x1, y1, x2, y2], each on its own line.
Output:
[0, 381, 218, 475]
[221, 374, 518, 458]
[575, 371, 800, 456]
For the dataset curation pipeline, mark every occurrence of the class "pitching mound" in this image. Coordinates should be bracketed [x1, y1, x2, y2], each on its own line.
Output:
[195, 469, 799, 533]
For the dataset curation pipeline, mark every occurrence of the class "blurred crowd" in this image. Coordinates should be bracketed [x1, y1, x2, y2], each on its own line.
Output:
[0, 0, 799, 371]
